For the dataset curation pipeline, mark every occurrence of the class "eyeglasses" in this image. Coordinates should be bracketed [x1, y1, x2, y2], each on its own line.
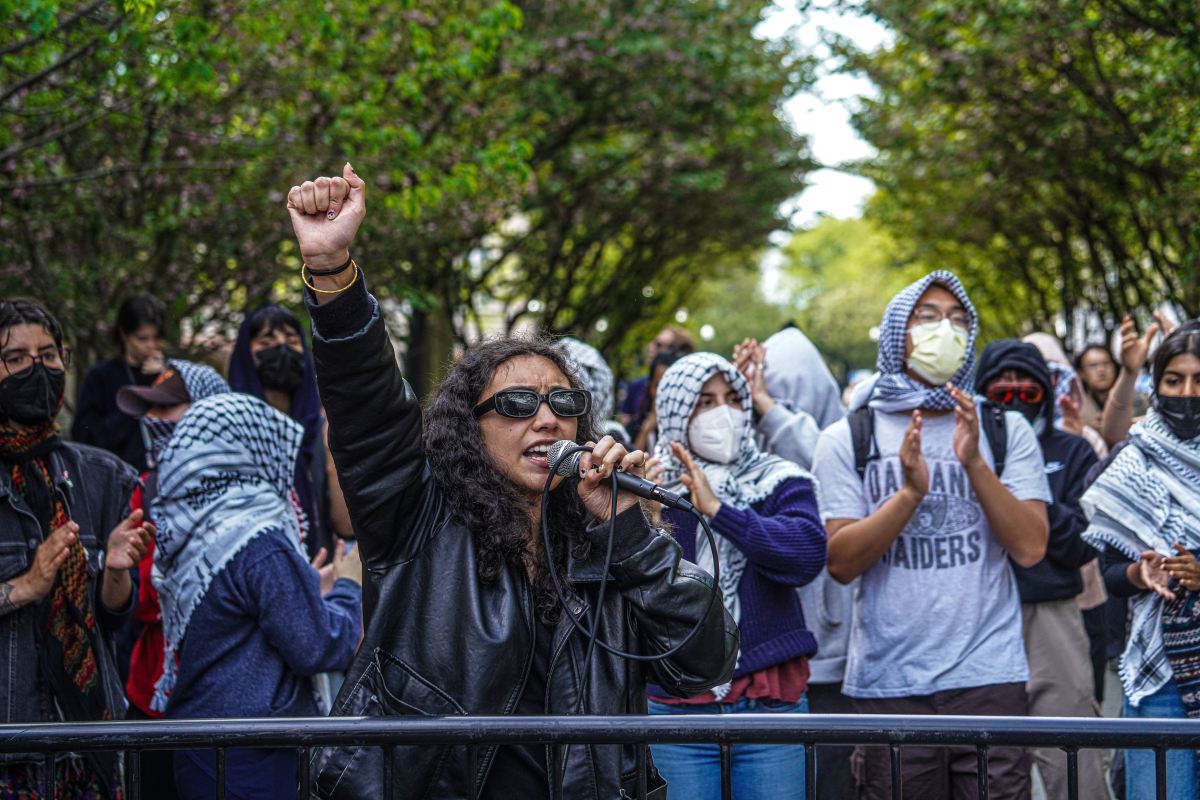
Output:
[1080, 361, 1115, 373]
[911, 305, 971, 331]
[473, 388, 591, 419]
[1, 347, 71, 379]
[986, 382, 1045, 405]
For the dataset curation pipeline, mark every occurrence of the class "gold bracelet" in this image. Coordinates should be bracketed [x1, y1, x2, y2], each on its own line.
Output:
[302, 260, 359, 294]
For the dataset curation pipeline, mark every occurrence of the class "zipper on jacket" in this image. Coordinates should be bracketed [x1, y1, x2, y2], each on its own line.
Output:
[544, 594, 586, 800]
[474, 577, 538, 797]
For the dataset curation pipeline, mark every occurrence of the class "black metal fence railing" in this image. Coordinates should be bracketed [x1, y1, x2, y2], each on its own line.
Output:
[4, 714, 1198, 800]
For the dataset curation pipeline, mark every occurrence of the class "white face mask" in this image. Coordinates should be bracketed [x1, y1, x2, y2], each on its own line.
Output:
[687, 404, 743, 464]
[907, 319, 968, 386]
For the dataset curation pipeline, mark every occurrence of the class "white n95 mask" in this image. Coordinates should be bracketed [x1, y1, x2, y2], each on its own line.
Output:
[687, 405, 743, 464]
[907, 319, 968, 386]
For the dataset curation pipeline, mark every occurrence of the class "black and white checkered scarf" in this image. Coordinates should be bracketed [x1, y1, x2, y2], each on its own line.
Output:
[653, 354, 808, 694]
[149, 393, 304, 711]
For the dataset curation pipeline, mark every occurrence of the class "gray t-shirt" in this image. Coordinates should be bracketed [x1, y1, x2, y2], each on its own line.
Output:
[813, 407, 1051, 699]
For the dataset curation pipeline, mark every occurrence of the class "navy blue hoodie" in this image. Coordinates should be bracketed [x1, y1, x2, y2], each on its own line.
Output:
[975, 340, 1099, 603]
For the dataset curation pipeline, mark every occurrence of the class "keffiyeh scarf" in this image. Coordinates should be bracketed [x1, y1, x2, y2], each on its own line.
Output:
[1081, 410, 1200, 707]
[653, 353, 809, 696]
[168, 358, 230, 401]
[870, 270, 978, 413]
[558, 337, 615, 422]
[150, 393, 304, 712]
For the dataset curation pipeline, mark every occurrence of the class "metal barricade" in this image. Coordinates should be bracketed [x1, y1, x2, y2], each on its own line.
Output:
[4, 713, 1197, 800]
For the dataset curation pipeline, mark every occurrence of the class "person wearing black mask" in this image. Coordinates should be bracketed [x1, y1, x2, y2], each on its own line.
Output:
[0, 300, 154, 797]
[228, 305, 349, 560]
[975, 340, 1106, 799]
[1082, 321, 1200, 800]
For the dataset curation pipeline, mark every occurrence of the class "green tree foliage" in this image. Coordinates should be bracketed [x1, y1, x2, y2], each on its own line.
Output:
[778, 216, 919, 376]
[839, 0, 1200, 339]
[1, 0, 811, 380]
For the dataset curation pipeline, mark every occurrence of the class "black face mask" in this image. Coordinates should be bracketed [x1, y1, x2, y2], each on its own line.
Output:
[255, 344, 305, 394]
[1002, 399, 1042, 427]
[1156, 395, 1200, 441]
[0, 365, 66, 426]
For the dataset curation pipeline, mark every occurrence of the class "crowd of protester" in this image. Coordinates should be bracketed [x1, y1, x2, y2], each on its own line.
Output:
[2, 221, 1197, 799]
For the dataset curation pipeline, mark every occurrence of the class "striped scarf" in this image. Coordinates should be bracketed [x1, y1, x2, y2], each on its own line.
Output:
[870, 270, 978, 413]
[1081, 410, 1200, 708]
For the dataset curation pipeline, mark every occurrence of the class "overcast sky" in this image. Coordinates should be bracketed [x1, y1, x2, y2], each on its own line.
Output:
[757, 3, 891, 226]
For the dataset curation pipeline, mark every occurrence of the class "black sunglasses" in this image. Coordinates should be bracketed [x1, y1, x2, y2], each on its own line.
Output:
[473, 388, 591, 419]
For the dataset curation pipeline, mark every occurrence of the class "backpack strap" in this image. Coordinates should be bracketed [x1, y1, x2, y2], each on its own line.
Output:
[979, 400, 1008, 477]
[848, 406, 878, 482]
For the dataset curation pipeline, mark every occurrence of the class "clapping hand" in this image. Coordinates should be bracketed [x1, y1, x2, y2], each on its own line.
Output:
[733, 338, 774, 416]
[104, 509, 154, 571]
[669, 441, 721, 518]
[899, 410, 930, 499]
[1164, 543, 1200, 592]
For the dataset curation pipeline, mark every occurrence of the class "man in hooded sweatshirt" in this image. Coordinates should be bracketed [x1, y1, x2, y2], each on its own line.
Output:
[812, 271, 1050, 800]
[974, 340, 1106, 799]
[734, 326, 857, 798]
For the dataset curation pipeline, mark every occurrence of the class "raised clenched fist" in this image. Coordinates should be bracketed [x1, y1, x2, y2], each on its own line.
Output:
[286, 162, 366, 272]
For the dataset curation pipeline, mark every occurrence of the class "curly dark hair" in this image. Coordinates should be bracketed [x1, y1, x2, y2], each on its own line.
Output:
[0, 300, 64, 351]
[424, 336, 598, 623]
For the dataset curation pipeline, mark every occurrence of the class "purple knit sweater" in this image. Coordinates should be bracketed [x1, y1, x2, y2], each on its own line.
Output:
[655, 477, 827, 683]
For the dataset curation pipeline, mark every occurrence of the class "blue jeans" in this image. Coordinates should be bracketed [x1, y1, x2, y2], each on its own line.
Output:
[1123, 680, 1199, 800]
[648, 695, 808, 800]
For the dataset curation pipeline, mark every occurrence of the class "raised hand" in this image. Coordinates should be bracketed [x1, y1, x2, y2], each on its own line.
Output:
[669, 441, 721, 518]
[1118, 314, 1160, 374]
[104, 508, 154, 571]
[733, 339, 774, 416]
[286, 162, 367, 272]
[1059, 394, 1084, 435]
[1153, 310, 1179, 340]
[576, 436, 648, 522]
[899, 410, 930, 499]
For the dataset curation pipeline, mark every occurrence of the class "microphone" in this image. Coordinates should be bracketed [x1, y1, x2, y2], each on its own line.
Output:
[547, 440, 695, 513]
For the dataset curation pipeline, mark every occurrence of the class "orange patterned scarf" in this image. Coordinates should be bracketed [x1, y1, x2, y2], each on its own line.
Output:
[0, 421, 107, 722]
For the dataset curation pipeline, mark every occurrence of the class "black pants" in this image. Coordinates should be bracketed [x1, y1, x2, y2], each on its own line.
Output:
[806, 682, 856, 799]
[127, 706, 181, 800]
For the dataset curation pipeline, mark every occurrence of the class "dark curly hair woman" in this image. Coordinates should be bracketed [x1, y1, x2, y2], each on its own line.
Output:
[285, 164, 737, 800]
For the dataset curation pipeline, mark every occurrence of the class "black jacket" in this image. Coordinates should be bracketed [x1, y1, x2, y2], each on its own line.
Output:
[72, 357, 157, 472]
[0, 442, 136, 739]
[976, 340, 1099, 603]
[306, 277, 738, 800]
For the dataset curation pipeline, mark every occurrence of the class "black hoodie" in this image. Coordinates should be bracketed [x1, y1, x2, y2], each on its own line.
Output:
[975, 340, 1100, 603]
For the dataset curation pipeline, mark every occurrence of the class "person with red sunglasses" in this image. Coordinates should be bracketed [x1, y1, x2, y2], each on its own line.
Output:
[974, 339, 1107, 799]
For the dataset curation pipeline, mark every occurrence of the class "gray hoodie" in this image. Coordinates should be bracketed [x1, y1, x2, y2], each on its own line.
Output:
[760, 327, 855, 685]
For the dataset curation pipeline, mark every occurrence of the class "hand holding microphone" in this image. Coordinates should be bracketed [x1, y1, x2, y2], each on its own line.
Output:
[549, 438, 695, 520]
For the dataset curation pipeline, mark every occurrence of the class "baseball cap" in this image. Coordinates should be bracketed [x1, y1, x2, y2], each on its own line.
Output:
[117, 366, 191, 418]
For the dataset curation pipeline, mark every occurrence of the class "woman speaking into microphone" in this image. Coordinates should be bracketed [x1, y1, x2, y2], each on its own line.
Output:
[284, 164, 737, 800]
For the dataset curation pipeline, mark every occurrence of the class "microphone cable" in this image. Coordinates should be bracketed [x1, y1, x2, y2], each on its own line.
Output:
[539, 443, 723, 664]
[539, 443, 725, 793]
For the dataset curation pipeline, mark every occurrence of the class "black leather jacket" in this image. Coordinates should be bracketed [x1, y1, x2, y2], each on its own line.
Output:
[0, 442, 136, 736]
[307, 281, 737, 800]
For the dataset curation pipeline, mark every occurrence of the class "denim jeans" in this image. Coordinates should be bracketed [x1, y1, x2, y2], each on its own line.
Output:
[1123, 680, 1199, 800]
[648, 695, 808, 800]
